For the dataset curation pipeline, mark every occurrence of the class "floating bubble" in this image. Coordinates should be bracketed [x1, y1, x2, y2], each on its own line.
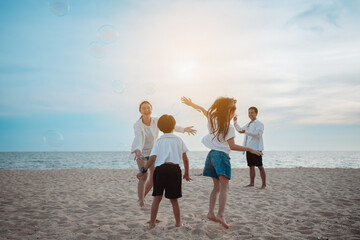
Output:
[50, 0, 70, 16]
[144, 83, 156, 95]
[88, 41, 106, 58]
[98, 25, 119, 44]
[112, 80, 126, 94]
[43, 130, 64, 147]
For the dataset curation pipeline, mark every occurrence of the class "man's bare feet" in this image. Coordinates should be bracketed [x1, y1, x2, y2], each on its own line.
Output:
[244, 184, 254, 187]
[216, 214, 229, 229]
[207, 213, 218, 223]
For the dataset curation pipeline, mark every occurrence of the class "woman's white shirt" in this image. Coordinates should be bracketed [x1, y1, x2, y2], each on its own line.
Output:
[142, 125, 155, 156]
[131, 117, 185, 155]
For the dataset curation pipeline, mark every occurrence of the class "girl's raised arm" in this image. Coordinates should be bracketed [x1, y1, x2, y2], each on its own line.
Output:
[181, 96, 208, 118]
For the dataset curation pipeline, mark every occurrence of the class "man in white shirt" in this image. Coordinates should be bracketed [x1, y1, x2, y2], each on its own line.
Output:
[234, 107, 266, 189]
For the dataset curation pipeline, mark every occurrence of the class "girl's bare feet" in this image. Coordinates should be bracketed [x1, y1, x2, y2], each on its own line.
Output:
[216, 214, 229, 229]
[207, 212, 218, 223]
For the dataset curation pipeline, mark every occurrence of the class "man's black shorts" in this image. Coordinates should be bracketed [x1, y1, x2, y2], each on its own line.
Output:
[152, 164, 182, 199]
[246, 151, 263, 167]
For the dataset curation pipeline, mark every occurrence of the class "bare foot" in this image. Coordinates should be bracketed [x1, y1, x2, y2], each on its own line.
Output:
[244, 184, 254, 187]
[138, 200, 146, 207]
[216, 215, 229, 229]
[260, 185, 266, 189]
[175, 222, 183, 227]
[148, 222, 156, 229]
[207, 213, 218, 223]
[147, 219, 161, 223]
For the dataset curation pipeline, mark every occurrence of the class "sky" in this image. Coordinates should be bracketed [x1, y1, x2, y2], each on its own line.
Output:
[0, 0, 359, 151]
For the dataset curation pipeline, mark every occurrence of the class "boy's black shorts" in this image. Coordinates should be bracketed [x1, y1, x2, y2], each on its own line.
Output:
[152, 164, 182, 199]
[246, 151, 263, 167]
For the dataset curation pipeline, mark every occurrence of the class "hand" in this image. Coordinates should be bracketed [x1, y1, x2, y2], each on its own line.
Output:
[134, 149, 144, 160]
[183, 174, 193, 182]
[137, 172, 144, 180]
[239, 130, 245, 134]
[233, 115, 237, 121]
[184, 126, 197, 135]
[250, 149, 263, 156]
[181, 96, 193, 106]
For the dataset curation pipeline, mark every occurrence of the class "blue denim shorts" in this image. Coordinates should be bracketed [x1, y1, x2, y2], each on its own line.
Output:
[203, 150, 231, 179]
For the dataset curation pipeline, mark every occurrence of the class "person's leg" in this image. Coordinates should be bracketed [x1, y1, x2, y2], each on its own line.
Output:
[207, 178, 220, 222]
[170, 198, 181, 227]
[245, 166, 256, 187]
[136, 159, 148, 207]
[258, 166, 266, 189]
[217, 175, 229, 229]
[149, 196, 162, 229]
[144, 164, 155, 197]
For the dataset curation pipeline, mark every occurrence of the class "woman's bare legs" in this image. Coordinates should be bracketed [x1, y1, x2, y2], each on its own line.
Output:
[136, 159, 148, 207]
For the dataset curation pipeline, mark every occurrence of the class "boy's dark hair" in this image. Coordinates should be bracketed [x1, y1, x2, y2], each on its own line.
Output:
[157, 114, 176, 133]
[249, 106, 258, 114]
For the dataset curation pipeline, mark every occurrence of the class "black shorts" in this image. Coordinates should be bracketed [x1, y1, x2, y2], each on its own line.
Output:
[246, 151, 263, 167]
[152, 164, 182, 199]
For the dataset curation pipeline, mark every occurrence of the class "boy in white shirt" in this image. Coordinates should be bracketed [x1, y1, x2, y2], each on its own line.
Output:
[234, 106, 266, 189]
[137, 114, 192, 229]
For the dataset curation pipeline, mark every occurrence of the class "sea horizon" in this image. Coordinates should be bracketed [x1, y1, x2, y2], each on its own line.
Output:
[1, 151, 359, 170]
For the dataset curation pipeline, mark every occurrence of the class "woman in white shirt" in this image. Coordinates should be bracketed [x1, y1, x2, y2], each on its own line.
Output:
[131, 101, 196, 207]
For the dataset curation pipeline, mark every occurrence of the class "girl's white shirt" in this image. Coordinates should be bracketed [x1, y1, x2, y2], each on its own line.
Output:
[130, 117, 185, 158]
[201, 118, 235, 155]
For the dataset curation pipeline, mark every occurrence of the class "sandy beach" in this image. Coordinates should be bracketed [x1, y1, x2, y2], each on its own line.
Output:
[0, 168, 359, 239]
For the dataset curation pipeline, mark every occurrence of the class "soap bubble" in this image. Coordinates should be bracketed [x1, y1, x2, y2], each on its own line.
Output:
[98, 25, 118, 44]
[50, 0, 70, 16]
[112, 80, 126, 94]
[43, 130, 64, 147]
[88, 41, 106, 58]
[144, 82, 156, 95]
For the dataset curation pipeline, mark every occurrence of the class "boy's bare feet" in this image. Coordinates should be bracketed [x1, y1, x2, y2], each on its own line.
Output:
[244, 184, 254, 187]
[216, 214, 229, 229]
[207, 213, 218, 223]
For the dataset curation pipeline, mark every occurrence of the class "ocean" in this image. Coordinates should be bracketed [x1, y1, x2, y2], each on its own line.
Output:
[0, 151, 359, 170]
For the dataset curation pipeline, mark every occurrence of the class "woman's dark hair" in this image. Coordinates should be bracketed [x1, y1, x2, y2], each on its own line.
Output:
[208, 97, 237, 141]
[157, 114, 176, 133]
[139, 101, 152, 119]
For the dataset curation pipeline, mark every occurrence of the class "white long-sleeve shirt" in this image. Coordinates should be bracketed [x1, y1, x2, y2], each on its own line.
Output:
[234, 119, 264, 151]
[130, 117, 185, 156]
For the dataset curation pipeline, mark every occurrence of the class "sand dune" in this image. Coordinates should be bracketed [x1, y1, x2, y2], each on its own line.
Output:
[0, 168, 359, 239]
